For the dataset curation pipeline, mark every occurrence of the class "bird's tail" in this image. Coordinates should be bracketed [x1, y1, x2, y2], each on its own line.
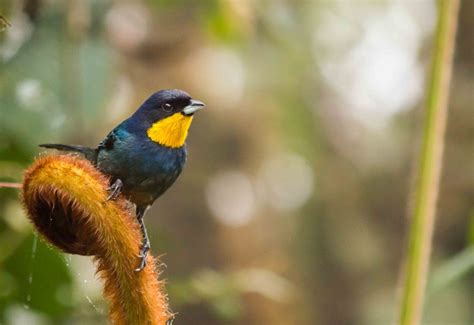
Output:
[39, 144, 98, 163]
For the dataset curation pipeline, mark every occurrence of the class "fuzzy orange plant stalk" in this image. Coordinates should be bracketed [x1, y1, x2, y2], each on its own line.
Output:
[21, 154, 172, 324]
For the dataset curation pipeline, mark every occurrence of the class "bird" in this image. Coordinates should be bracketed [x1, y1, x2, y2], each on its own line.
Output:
[40, 89, 205, 271]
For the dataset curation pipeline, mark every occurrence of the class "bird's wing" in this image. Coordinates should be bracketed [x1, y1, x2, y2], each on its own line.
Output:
[98, 130, 118, 151]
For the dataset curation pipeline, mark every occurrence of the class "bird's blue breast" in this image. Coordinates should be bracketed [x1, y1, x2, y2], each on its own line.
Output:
[96, 123, 187, 206]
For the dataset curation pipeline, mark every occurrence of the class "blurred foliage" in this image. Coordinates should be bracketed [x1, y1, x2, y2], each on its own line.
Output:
[0, 0, 473, 324]
[1, 234, 73, 318]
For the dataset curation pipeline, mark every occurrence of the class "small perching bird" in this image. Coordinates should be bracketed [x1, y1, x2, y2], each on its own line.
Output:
[40, 89, 205, 271]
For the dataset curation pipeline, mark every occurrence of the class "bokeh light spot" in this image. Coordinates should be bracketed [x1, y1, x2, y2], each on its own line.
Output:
[258, 153, 314, 212]
[205, 170, 256, 227]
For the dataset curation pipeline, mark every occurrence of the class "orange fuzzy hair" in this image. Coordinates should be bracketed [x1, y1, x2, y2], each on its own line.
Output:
[21, 155, 172, 324]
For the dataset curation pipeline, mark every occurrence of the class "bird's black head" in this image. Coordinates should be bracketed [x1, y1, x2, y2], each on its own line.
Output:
[130, 89, 205, 148]
[136, 89, 205, 122]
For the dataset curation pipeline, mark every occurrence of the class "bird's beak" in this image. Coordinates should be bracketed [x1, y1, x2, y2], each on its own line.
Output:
[182, 99, 205, 116]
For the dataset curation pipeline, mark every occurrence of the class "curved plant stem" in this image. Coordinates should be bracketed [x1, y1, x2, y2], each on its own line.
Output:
[22, 155, 172, 324]
[398, 1, 460, 324]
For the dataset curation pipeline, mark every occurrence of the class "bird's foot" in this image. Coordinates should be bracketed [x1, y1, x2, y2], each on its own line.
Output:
[135, 241, 150, 272]
[106, 179, 123, 201]
[135, 205, 150, 272]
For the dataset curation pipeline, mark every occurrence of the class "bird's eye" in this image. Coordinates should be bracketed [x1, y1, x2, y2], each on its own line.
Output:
[162, 103, 173, 112]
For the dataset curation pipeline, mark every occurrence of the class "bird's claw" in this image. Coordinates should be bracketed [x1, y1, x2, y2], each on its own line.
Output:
[135, 255, 147, 272]
[106, 179, 123, 201]
[135, 242, 150, 272]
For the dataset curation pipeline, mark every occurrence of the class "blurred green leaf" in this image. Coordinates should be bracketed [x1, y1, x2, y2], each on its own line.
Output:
[202, 0, 248, 43]
[0, 234, 73, 320]
[427, 247, 474, 294]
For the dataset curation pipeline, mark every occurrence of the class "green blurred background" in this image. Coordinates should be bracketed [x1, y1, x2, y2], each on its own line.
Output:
[0, 1, 473, 324]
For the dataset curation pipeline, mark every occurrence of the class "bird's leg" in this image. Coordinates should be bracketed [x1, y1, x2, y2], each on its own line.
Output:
[135, 205, 151, 272]
[106, 179, 123, 201]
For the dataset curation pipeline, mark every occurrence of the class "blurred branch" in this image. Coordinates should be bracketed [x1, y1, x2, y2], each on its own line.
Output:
[398, 1, 460, 324]
[21, 155, 172, 324]
[0, 182, 22, 188]
[0, 13, 11, 30]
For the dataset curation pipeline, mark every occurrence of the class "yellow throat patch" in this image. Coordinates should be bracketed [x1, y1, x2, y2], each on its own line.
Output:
[146, 113, 194, 148]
